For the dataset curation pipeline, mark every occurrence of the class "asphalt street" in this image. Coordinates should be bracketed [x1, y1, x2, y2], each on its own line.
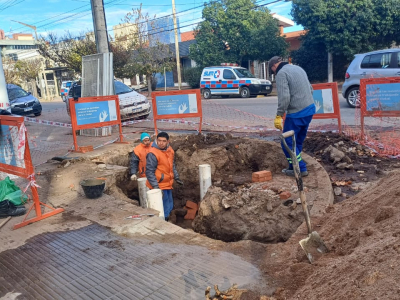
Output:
[38, 94, 357, 126]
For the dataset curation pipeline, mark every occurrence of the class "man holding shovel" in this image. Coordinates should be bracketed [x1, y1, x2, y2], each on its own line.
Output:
[146, 132, 183, 220]
[130, 132, 152, 181]
[269, 56, 316, 177]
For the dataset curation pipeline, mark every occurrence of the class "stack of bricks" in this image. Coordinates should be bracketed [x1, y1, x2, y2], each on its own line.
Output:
[184, 200, 198, 220]
[252, 170, 272, 183]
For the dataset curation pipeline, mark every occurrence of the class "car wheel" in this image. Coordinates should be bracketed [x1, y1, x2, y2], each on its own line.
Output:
[346, 87, 360, 108]
[203, 88, 212, 99]
[240, 87, 250, 98]
[34, 112, 41, 117]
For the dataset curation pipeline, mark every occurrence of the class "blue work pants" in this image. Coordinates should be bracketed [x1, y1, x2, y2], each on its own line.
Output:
[281, 115, 313, 172]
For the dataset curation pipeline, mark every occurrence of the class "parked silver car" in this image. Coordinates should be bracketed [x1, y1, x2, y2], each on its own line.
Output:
[342, 49, 400, 108]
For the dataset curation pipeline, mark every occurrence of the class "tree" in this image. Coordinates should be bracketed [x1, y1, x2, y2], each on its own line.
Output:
[291, 36, 349, 82]
[37, 32, 130, 77]
[119, 5, 176, 95]
[1, 57, 19, 85]
[189, 0, 288, 68]
[14, 59, 43, 82]
[291, 0, 400, 59]
[38, 32, 97, 74]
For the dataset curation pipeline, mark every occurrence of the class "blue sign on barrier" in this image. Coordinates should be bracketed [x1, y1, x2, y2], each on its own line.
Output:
[0, 125, 23, 167]
[75, 100, 118, 126]
[313, 89, 334, 114]
[155, 94, 198, 116]
[366, 83, 400, 111]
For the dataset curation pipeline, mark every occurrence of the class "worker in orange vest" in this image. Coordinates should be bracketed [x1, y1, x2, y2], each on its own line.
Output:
[130, 132, 152, 180]
[146, 132, 183, 219]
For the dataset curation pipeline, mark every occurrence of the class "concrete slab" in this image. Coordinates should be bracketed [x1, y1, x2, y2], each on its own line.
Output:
[0, 224, 264, 300]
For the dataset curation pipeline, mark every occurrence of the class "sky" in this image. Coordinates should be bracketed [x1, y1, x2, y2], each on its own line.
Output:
[0, 0, 302, 39]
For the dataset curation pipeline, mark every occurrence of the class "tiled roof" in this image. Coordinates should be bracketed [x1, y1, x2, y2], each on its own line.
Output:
[181, 31, 195, 42]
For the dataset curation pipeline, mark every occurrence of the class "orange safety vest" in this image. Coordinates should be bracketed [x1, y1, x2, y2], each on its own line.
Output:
[146, 146, 175, 190]
[133, 143, 151, 178]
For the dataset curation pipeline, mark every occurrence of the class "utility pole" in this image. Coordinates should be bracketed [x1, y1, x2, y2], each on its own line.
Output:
[90, 0, 109, 53]
[328, 52, 333, 82]
[172, 0, 182, 90]
[0, 49, 11, 112]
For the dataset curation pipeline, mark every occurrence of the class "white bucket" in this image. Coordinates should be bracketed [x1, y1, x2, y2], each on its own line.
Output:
[146, 189, 164, 218]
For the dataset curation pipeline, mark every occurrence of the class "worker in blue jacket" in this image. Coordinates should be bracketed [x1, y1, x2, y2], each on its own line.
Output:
[268, 56, 316, 177]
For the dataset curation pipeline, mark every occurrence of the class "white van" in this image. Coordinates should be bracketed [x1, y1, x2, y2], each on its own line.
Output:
[200, 64, 272, 99]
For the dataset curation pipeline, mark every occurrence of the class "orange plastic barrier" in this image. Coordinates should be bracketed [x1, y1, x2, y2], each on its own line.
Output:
[0, 115, 64, 229]
[151, 89, 203, 134]
[69, 95, 128, 152]
[360, 77, 400, 139]
[311, 82, 342, 133]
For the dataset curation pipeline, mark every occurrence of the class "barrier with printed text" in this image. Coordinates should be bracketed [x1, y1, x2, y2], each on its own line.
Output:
[311, 82, 342, 133]
[360, 77, 400, 139]
[0, 115, 64, 229]
[151, 89, 203, 133]
[69, 95, 128, 152]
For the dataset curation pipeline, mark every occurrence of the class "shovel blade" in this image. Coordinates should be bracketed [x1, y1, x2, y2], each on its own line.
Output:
[299, 231, 329, 264]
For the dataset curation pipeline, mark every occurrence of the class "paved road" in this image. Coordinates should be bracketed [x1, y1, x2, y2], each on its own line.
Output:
[206, 94, 357, 125]
[38, 94, 357, 126]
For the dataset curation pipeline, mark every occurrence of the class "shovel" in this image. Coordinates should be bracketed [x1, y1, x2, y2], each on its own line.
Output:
[280, 130, 328, 263]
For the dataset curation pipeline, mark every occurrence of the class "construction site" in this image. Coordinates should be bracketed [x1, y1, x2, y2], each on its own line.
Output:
[1, 99, 400, 300]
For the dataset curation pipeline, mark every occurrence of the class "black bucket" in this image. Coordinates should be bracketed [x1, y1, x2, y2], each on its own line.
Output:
[80, 179, 105, 199]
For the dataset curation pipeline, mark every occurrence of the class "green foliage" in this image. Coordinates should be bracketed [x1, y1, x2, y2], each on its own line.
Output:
[291, 0, 400, 58]
[182, 67, 203, 88]
[291, 37, 350, 82]
[14, 59, 42, 81]
[190, 0, 287, 68]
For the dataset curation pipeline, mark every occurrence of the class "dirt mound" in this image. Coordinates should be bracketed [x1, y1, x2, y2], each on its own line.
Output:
[265, 170, 400, 299]
[303, 132, 397, 202]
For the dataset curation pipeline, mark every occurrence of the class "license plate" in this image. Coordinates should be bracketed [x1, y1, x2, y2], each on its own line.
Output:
[24, 107, 33, 112]
[132, 107, 142, 113]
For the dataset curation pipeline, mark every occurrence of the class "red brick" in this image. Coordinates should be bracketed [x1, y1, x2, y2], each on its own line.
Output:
[185, 201, 198, 211]
[184, 208, 197, 220]
[252, 171, 271, 179]
[279, 191, 291, 200]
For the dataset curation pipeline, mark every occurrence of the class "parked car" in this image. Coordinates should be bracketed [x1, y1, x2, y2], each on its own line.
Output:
[64, 80, 151, 120]
[342, 49, 400, 108]
[6, 84, 42, 116]
[60, 81, 73, 97]
[200, 64, 272, 99]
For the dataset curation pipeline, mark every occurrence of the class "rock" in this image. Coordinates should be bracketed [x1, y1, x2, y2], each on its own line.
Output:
[336, 163, 348, 169]
[334, 141, 344, 147]
[334, 187, 342, 196]
[267, 201, 273, 212]
[337, 163, 353, 170]
[63, 161, 71, 168]
[97, 164, 106, 169]
[323, 145, 346, 163]
[341, 193, 347, 198]
[343, 156, 352, 163]
[350, 185, 359, 192]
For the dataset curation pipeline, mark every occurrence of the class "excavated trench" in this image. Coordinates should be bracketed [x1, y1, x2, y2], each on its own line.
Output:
[112, 133, 332, 244]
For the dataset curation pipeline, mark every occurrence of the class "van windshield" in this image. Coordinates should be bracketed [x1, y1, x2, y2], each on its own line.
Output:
[234, 68, 255, 78]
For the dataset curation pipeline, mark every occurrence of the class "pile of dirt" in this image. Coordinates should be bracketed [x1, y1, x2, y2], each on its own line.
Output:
[303, 132, 399, 202]
[260, 169, 400, 299]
